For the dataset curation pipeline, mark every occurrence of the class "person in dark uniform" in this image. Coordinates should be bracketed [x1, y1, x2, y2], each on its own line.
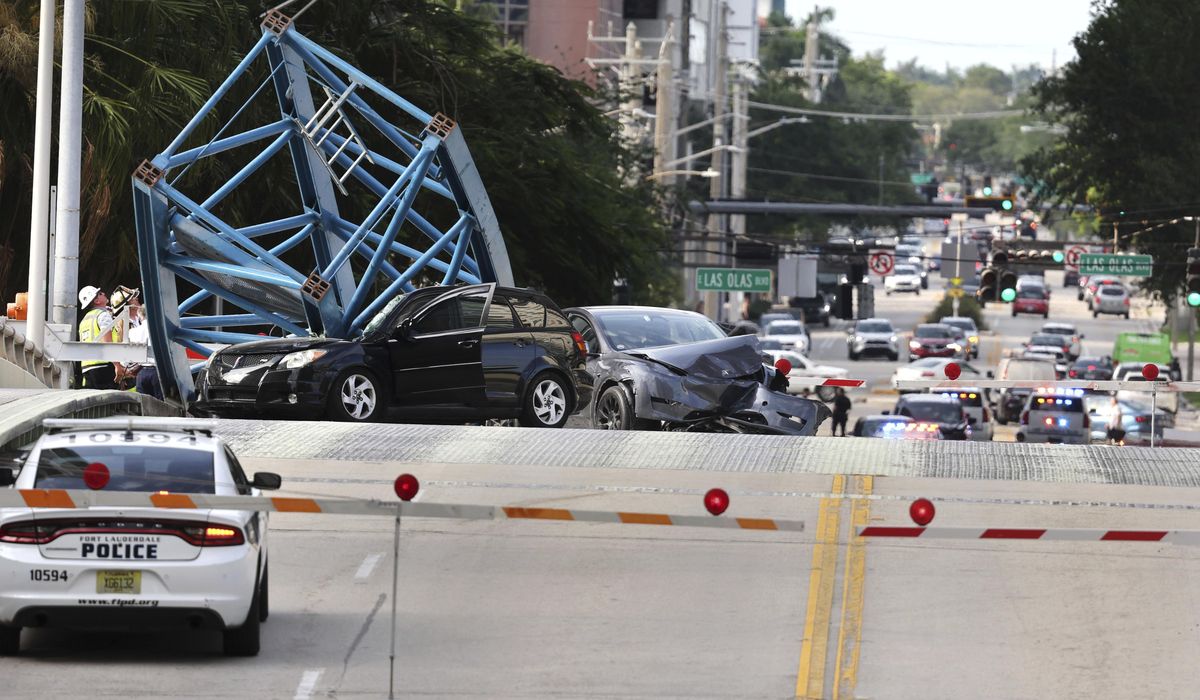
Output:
[831, 387, 852, 436]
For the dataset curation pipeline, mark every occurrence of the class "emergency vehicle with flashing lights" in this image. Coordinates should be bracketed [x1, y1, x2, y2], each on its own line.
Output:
[1015, 388, 1090, 445]
[0, 418, 281, 657]
[932, 387, 993, 441]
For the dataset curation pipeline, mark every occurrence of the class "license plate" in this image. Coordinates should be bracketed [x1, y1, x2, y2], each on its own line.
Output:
[96, 570, 141, 595]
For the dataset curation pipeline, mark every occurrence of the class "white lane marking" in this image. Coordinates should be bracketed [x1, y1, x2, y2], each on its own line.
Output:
[355, 553, 384, 581]
[294, 669, 323, 700]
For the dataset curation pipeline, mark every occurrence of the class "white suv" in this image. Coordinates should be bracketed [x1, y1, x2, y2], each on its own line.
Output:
[1092, 285, 1130, 318]
[884, 265, 922, 295]
[0, 418, 281, 656]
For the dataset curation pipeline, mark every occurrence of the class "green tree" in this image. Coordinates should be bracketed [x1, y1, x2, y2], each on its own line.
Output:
[0, 0, 673, 311]
[1021, 0, 1200, 303]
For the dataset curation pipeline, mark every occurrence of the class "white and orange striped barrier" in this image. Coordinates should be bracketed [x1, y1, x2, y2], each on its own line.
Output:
[895, 379, 1200, 392]
[0, 489, 806, 533]
[789, 377, 866, 389]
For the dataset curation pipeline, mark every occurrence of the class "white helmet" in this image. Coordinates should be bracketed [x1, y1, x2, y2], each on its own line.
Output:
[78, 285, 101, 309]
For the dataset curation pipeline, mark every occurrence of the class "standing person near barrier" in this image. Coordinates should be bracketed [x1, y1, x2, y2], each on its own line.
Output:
[127, 302, 162, 400]
[1106, 395, 1126, 445]
[831, 387, 852, 437]
[78, 285, 121, 389]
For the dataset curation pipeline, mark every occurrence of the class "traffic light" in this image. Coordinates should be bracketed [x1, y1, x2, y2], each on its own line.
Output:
[965, 195, 1015, 212]
[999, 269, 1018, 302]
[1187, 248, 1200, 307]
[978, 266, 999, 303]
[836, 283, 853, 318]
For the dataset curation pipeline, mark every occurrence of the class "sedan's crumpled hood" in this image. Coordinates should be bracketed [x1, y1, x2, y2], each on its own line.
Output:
[629, 335, 766, 379]
[217, 336, 339, 355]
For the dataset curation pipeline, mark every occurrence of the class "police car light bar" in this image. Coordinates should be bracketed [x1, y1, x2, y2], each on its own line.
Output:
[894, 379, 1200, 392]
[41, 417, 219, 435]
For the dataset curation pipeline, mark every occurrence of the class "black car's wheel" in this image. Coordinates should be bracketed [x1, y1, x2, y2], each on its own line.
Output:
[0, 625, 19, 656]
[328, 369, 385, 422]
[223, 593, 260, 656]
[519, 373, 571, 428]
[594, 384, 656, 430]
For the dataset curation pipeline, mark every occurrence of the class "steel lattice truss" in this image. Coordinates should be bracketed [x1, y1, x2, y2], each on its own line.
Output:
[133, 10, 512, 406]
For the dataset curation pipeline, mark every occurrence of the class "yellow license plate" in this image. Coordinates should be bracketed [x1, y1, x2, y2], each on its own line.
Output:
[96, 570, 141, 595]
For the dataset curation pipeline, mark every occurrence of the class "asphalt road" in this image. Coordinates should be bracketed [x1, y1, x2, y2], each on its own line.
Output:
[7, 456, 1200, 698]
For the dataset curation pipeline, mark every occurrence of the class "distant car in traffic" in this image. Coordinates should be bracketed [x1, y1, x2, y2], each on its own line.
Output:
[1092, 285, 1130, 318]
[992, 357, 1057, 424]
[1068, 356, 1114, 380]
[198, 284, 590, 427]
[0, 418, 282, 657]
[1084, 276, 1122, 308]
[908, 323, 962, 360]
[930, 386, 993, 441]
[1040, 322, 1083, 359]
[846, 318, 900, 361]
[1015, 388, 1090, 444]
[884, 264, 923, 295]
[939, 316, 981, 359]
[853, 415, 944, 440]
[762, 319, 811, 355]
[1011, 286, 1049, 318]
[892, 394, 971, 440]
[891, 358, 989, 392]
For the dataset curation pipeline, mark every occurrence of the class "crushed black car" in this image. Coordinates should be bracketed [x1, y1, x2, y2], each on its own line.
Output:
[567, 306, 831, 435]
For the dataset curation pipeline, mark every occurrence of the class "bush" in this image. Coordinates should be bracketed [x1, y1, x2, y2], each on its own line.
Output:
[923, 294, 988, 330]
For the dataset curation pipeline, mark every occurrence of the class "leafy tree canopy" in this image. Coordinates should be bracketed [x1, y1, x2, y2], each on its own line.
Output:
[1021, 0, 1200, 302]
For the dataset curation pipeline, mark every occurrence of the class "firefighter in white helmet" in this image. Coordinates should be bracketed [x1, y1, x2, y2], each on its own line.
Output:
[78, 285, 122, 389]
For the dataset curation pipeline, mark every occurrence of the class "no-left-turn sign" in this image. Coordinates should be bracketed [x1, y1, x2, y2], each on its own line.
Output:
[868, 250, 895, 277]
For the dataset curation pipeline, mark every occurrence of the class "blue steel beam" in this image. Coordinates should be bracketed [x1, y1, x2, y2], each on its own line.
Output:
[135, 20, 511, 407]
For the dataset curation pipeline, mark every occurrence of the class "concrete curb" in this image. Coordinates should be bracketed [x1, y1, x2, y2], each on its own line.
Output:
[0, 390, 181, 450]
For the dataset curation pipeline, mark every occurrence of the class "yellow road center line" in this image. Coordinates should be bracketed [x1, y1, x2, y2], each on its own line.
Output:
[833, 475, 872, 700]
[796, 474, 845, 699]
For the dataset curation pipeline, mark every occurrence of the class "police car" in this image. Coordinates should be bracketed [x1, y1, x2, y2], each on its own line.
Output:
[931, 386, 993, 441]
[1015, 388, 1090, 444]
[0, 418, 280, 656]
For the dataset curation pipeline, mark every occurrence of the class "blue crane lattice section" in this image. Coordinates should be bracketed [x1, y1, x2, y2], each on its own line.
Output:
[133, 9, 513, 406]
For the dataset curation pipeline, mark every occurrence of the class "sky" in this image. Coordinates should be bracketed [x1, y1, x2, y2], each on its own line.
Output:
[782, 0, 1097, 72]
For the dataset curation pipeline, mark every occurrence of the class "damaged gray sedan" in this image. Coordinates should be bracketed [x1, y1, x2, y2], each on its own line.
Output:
[565, 306, 831, 435]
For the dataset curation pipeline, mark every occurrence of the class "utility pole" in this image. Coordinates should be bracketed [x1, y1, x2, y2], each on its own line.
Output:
[877, 153, 884, 206]
[803, 6, 820, 102]
[652, 22, 675, 184]
[25, 0, 56, 351]
[51, 0, 84, 335]
[619, 22, 643, 147]
[729, 74, 749, 322]
[702, 0, 728, 320]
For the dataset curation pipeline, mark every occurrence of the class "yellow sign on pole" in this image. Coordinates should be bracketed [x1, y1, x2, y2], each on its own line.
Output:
[947, 288, 965, 298]
[950, 277, 962, 286]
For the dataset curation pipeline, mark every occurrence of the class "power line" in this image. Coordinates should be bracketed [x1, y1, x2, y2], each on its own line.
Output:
[745, 99, 1023, 123]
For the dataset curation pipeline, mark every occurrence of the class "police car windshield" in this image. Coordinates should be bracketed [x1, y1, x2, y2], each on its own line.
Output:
[34, 446, 215, 494]
[903, 402, 962, 423]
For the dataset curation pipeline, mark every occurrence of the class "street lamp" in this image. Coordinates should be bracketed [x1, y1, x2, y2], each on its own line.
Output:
[645, 168, 719, 181]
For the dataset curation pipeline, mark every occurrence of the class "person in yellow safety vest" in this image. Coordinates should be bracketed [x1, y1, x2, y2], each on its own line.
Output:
[78, 285, 122, 389]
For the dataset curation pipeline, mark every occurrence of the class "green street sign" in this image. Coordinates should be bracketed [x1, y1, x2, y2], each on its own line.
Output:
[695, 267, 772, 293]
[1078, 253, 1153, 277]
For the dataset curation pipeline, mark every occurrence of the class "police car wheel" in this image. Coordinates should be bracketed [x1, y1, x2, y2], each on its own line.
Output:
[223, 593, 261, 656]
[258, 563, 269, 623]
[0, 625, 19, 655]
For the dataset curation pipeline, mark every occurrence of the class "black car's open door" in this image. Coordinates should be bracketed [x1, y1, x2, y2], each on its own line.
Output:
[388, 284, 493, 405]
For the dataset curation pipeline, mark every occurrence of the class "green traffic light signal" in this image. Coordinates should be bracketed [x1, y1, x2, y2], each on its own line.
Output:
[1052, 251, 1064, 263]
[1001, 199, 1013, 211]
[983, 186, 993, 196]
[1189, 292, 1200, 307]
[1000, 288, 1017, 302]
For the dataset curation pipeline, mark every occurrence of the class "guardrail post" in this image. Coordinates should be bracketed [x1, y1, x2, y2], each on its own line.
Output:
[388, 506, 401, 699]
